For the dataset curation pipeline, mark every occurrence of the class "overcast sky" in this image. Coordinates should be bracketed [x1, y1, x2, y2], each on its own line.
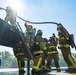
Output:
[0, 0, 76, 54]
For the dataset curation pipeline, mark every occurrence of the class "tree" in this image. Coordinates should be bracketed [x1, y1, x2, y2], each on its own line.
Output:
[1, 51, 16, 68]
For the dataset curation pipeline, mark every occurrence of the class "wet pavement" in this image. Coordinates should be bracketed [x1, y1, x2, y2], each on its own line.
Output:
[0, 71, 31, 75]
[0, 68, 76, 75]
[0, 68, 31, 75]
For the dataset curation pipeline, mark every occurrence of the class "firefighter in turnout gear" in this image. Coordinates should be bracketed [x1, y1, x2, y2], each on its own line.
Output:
[24, 22, 36, 59]
[57, 24, 76, 73]
[13, 41, 26, 75]
[4, 6, 17, 27]
[32, 29, 47, 73]
[42, 38, 48, 71]
[46, 34, 61, 72]
[24, 22, 36, 48]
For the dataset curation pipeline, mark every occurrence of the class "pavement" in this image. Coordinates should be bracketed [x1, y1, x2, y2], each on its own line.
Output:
[0, 67, 76, 75]
[47, 67, 76, 75]
[47, 71, 76, 75]
[0, 68, 18, 72]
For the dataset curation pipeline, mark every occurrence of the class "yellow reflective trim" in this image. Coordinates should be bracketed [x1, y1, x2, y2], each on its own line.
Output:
[68, 54, 76, 68]
[18, 60, 24, 70]
[59, 45, 63, 47]
[48, 51, 57, 54]
[36, 42, 39, 45]
[33, 66, 41, 70]
[66, 37, 69, 40]
[33, 66, 39, 70]
[34, 51, 43, 54]
[37, 57, 42, 68]
[43, 47, 47, 50]
[49, 46, 56, 49]
[64, 44, 70, 48]
[59, 37, 65, 40]
[16, 53, 24, 56]
[69, 66, 76, 68]
[33, 57, 42, 70]
[59, 37, 69, 40]
[59, 44, 70, 48]
[19, 68, 24, 70]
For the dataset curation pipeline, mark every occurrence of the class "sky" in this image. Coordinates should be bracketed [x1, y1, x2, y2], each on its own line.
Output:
[0, 0, 76, 54]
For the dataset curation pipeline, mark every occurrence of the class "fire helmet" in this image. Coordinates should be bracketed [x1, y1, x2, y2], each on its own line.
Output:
[37, 29, 43, 36]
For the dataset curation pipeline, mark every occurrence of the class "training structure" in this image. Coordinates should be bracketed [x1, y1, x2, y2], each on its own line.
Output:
[0, 18, 34, 59]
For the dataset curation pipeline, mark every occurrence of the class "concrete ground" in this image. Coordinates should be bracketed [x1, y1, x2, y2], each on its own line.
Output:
[0, 67, 76, 75]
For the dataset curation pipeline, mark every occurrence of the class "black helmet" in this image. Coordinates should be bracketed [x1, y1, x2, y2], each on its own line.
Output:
[49, 36, 54, 42]
[44, 38, 48, 43]
[37, 29, 43, 36]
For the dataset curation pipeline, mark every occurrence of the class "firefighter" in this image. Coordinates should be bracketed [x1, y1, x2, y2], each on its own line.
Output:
[4, 6, 17, 27]
[32, 29, 47, 74]
[46, 34, 61, 72]
[24, 21, 36, 48]
[42, 38, 48, 71]
[13, 40, 26, 75]
[57, 24, 76, 73]
[24, 22, 36, 59]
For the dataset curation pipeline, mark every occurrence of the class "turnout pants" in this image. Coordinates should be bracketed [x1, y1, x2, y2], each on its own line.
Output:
[61, 47, 76, 69]
[46, 53, 60, 70]
[32, 54, 43, 71]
